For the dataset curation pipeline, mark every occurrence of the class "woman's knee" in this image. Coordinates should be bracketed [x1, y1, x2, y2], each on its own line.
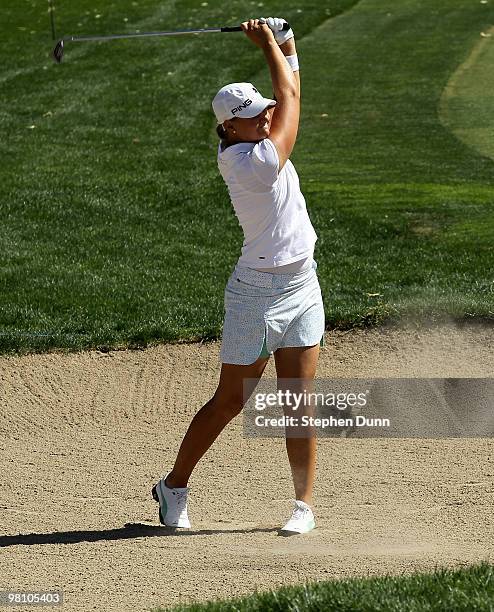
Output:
[211, 390, 245, 418]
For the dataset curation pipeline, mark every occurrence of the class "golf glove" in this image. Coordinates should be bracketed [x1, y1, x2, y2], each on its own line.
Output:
[264, 17, 294, 45]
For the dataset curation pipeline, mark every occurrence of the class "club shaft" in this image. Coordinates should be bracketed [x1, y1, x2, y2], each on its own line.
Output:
[61, 22, 289, 44]
[65, 27, 225, 44]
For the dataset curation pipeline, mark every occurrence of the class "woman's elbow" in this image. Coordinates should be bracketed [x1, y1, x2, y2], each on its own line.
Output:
[278, 86, 299, 100]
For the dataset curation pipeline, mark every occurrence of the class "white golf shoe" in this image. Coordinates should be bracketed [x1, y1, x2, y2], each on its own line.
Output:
[280, 499, 315, 534]
[151, 473, 191, 528]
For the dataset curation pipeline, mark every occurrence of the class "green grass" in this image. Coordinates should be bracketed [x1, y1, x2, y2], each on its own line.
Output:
[152, 562, 494, 611]
[1, 0, 493, 354]
[439, 23, 494, 162]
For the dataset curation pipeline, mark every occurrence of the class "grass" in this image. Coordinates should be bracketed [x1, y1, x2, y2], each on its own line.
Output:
[439, 22, 494, 163]
[1, 0, 493, 354]
[152, 561, 494, 611]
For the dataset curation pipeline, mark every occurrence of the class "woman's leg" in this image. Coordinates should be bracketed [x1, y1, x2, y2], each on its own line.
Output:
[274, 344, 320, 506]
[165, 355, 270, 488]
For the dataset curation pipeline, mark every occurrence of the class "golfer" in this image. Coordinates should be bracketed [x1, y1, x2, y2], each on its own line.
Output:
[152, 17, 325, 534]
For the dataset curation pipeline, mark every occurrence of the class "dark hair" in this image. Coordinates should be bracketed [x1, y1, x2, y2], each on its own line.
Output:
[216, 124, 227, 139]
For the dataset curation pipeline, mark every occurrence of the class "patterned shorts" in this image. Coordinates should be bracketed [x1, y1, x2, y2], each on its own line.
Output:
[220, 259, 326, 365]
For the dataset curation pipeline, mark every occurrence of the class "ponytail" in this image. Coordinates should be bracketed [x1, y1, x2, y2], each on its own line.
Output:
[216, 124, 227, 139]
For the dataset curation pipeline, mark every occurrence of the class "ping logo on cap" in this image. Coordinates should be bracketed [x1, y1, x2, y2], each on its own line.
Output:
[231, 99, 252, 115]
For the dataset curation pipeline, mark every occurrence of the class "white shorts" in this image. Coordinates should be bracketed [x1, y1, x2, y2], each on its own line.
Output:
[220, 260, 325, 365]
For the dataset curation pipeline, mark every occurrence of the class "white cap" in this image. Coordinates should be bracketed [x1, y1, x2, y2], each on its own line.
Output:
[212, 82, 276, 125]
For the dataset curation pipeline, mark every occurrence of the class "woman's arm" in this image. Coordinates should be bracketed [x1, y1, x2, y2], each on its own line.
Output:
[278, 36, 300, 99]
[262, 36, 300, 171]
[241, 19, 300, 170]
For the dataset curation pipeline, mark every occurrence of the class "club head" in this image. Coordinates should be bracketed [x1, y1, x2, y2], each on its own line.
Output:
[53, 39, 64, 63]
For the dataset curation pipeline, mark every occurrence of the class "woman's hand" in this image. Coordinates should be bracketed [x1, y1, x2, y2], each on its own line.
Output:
[241, 18, 276, 49]
[265, 17, 294, 45]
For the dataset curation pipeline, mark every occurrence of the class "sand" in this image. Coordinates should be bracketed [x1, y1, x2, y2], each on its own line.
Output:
[0, 321, 493, 611]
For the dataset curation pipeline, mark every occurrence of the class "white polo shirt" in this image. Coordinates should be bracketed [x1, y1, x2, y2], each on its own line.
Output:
[217, 137, 317, 269]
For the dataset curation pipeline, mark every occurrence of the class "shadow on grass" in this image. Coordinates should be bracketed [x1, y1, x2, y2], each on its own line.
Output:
[0, 523, 280, 547]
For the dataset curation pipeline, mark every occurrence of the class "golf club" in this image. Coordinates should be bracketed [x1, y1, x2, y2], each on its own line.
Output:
[52, 21, 291, 63]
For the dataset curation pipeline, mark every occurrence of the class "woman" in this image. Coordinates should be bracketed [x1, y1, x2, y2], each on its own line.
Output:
[152, 17, 325, 535]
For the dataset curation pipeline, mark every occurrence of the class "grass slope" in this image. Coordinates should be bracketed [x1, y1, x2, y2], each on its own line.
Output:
[439, 24, 494, 162]
[1, 0, 493, 354]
